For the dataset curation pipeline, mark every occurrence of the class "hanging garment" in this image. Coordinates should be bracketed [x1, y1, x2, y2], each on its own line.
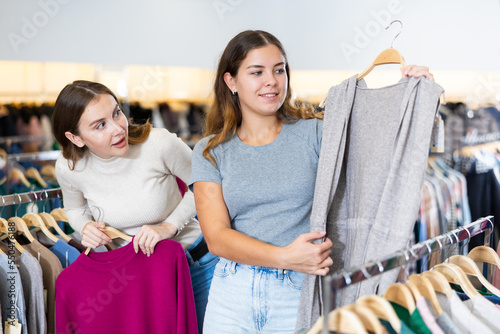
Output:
[435, 291, 495, 334]
[462, 295, 500, 332]
[442, 103, 497, 160]
[463, 159, 500, 250]
[56, 239, 197, 334]
[0, 242, 47, 334]
[16, 235, 63, 334]
[34, 230, 81, 268]
[390, 301, 431, 334]
[415, 296, 444, 334]
[435, 312, 463, 334]
[0, 252, 28, 334]
[297, 76, 444, 330]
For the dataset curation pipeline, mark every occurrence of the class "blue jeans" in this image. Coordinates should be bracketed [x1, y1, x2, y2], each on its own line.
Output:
[203, 258, 305, 333]
[185, 235, 219, 334]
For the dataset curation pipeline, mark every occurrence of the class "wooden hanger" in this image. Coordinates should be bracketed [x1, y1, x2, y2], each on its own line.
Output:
[466, 219, 499, 267]
[384, 283, 416, 314]
[421, 270, 453, 297]
[408, 274, 444, 315]
[22, 212, 59, 243]
[8, 216, 35, 243]
[327, 308, 368, 334]
[9, 167, 31, 187]
[84, 226, 132, 255]
[0, 221, 7, 253]
[356, 295, 401, 333]
[1, 218, 26, 252]
[306, 308, 368, 334]
[432, 263, 480, 298]
[51, 208, 68, 222]
[357, 20, 405, 81]
[405, 280, 422, 301]
[468, 245, 500, 268]
[25, 167, 48, 188]
[342, 304, 385, 334]
[357, 48, 406, 81]
[39, 212, 72, 242]
[40, 164, 57, 182]
[448, 254, 500, 298]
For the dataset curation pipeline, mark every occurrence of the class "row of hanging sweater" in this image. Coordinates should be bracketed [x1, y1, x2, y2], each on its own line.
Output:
[0, 208, 90, 334]
[0, 193, 198, 334]
[305, 218, 500, 334]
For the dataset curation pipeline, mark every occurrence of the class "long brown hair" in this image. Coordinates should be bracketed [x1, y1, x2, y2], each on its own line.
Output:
[203, 30, 322, 165]
[52, 80, 152, 170]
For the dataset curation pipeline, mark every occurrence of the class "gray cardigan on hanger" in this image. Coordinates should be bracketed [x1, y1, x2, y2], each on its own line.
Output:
[296, 75, 444, 331]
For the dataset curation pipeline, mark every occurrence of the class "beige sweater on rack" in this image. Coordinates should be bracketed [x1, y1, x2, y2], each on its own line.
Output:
[55, 128, 201, 249]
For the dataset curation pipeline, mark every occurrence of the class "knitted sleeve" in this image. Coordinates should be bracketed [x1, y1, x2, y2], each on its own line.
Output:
[156, 129, 197, 231]
[55, 157, 94, 235]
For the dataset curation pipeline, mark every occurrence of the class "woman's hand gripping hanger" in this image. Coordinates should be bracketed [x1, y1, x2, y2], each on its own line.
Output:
[83, 205, 132, 255]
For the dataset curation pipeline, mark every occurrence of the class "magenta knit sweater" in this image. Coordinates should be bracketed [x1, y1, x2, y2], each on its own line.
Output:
[56, 239, 197, 333]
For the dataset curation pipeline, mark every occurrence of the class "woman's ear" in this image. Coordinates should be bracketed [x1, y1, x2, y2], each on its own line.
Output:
[65, 131, 85, 148]
[223, 72, 236, 94]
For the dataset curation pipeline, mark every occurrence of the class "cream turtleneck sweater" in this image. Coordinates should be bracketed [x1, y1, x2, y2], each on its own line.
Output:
[55, 128, 201, 249]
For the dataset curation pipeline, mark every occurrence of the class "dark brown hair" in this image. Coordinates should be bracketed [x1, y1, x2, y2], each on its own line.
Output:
[52, 80, 152, 169]
[202, 30, 322, 165]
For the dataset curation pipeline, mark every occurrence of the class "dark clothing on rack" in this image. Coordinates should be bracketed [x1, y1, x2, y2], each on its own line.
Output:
[159, 102, 179, 134]
[187, 103, 204, 135]
[465, 166, 500, 250]
[129, 103, 152, 125]
[482, 106, 500, 131]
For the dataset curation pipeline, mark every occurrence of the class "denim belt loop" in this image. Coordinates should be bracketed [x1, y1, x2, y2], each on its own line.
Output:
[229, 261, 237, 274]
[277, 269, 285, 280]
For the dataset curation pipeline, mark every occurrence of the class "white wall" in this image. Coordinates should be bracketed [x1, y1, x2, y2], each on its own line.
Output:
[1, 0, 499, 104]
[1, 0, 499, 70]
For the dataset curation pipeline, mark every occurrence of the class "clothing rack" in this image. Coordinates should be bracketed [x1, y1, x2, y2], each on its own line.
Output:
[0, 135, 46, 145]
[0, 135, 49, 158]
[0, 187, 62, 208]
[6, 150, 61, 163]
[321, 215, 494, 334]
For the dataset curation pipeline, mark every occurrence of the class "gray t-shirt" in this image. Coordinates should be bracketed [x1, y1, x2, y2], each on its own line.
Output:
[190, 118, 322, 247]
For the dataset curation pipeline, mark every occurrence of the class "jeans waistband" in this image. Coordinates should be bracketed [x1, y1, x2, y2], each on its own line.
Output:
[218, 258, 292, 279]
